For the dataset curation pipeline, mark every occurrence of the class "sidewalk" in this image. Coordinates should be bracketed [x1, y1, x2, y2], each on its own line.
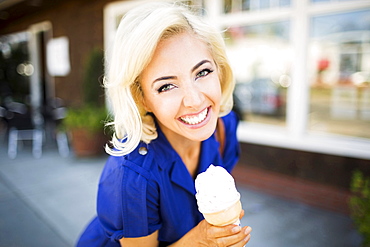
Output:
[0, 138, 363, 246]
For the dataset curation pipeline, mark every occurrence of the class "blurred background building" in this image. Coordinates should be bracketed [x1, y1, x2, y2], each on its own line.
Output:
[0, 0, 369, 214]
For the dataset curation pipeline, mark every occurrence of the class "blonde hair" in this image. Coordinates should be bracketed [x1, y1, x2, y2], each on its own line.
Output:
[105, 2, 235, 156]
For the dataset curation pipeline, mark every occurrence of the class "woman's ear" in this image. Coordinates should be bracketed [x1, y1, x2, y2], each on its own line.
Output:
[141, 95, 152, 113]
[135, 80, 152, 113]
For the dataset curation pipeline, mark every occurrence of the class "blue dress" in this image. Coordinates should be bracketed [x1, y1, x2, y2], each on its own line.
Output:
[76, 112, 240, 246]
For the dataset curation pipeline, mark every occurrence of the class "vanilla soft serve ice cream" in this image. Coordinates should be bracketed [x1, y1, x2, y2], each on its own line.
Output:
[195, 165, 242, 226]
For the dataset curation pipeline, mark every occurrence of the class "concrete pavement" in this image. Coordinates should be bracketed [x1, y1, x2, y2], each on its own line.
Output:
[0, 137, 363, 246]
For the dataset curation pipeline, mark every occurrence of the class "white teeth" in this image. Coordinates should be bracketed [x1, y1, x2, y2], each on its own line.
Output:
[181, 108, 208, 125]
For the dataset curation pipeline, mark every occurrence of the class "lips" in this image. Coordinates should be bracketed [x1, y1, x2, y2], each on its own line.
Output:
[179, 107, 209, 125]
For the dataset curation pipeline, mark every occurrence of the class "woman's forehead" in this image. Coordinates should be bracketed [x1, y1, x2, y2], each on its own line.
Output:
[149, 33, 213, 68]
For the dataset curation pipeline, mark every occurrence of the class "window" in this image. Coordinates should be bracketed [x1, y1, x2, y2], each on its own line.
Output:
[308, 9, 370, 139]
[224, 0, 291, 13]
[204, 0, 370, 159]
[225, 21, 291, 126]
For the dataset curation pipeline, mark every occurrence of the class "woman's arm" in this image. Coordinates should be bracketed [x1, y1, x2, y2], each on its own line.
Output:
[169, 220, 251, 247]
[119, 230, 159, 247]
[119, 212, 251, 247]
[119, 223, 251, 247]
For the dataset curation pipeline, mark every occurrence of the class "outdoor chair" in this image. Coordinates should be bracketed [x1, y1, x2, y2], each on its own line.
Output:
[4, 102, 43, 159]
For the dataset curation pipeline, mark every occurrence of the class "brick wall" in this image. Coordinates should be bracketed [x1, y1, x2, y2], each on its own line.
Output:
[239, 142, 370, 189]
[236, 142, 370, 214]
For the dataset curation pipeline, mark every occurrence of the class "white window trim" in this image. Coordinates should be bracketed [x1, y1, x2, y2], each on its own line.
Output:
[237, 122, 370, 160]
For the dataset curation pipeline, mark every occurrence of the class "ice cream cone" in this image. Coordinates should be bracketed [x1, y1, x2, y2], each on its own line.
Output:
[202, 199, 242, 226]
[195, 165, 243, 226]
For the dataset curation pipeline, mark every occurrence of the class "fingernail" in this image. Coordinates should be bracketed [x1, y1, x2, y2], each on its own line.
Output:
[232, 225, 241, 233]
[244, 234, 251, 242]
[245, 226, 252, 234]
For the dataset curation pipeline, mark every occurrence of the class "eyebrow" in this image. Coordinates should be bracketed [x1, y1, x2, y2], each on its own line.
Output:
[152, 59, 212, 84]
[153, 75, 176, 84]
[192, 59, 211, 73]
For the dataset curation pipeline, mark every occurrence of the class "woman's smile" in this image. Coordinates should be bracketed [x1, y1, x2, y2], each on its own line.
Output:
[178, 106, 210, 127]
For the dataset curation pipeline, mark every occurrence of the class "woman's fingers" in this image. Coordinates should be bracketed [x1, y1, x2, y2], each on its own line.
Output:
[209, 225, 252, 246]
[209, 224, 241, 238]
[221, 226, 252, 247]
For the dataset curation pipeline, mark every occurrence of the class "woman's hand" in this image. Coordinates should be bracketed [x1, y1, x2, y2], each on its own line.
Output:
[170, 210, 252, 247]
[196, 219, 251, 246]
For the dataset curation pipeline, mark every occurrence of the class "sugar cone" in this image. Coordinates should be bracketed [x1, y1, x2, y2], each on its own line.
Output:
[202, 200, 242, 226]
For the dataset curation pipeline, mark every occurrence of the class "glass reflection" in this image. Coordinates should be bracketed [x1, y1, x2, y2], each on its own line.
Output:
[311, 0, 357, 2]
[309, 9, 370, 139]
[224, 0, 291, 13]
[224, 22, 291, 125]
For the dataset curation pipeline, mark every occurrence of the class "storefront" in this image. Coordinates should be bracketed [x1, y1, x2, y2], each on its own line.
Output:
[1, 0, 369, 207]
[104, 0, 370, 169]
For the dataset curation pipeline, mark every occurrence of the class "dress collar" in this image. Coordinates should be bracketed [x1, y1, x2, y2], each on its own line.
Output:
[153, 126, 222, 195]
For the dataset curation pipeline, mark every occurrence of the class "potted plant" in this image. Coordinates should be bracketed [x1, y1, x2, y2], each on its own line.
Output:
[64, 48, 109, 157]
[64, 105, 108, 157]
[350, 170, 370, 246]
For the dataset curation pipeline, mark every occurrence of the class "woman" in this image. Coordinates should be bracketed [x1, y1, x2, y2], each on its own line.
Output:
[77, 2, 252, 246]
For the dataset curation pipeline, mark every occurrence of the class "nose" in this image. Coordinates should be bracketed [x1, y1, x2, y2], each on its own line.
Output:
[182, 84, 205, 109]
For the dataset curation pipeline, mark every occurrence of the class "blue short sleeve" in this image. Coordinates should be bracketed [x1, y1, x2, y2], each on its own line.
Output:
[96, 156, 161, 242]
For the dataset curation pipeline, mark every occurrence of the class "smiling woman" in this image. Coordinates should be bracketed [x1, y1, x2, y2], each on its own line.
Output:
[76, 2, 251, 247]
[104, 2, 235, 157]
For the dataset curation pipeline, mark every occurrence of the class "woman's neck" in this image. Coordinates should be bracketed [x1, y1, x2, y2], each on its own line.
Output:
[162, 129, 201, 177]
[176, 141, 201, 178]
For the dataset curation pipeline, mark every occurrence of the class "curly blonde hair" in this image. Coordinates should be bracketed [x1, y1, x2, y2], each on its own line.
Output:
[105, 2, 235, 156]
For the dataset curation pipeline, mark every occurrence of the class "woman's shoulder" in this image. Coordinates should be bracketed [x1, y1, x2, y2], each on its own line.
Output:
[101, 143, 158, 182]
[102, 138, 175, 180]
[221, 111, 239, 131]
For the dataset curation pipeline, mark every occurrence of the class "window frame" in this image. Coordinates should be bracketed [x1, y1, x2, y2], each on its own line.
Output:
[204, 0, 370, 159]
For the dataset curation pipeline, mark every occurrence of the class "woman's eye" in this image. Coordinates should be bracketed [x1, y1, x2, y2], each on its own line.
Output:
[158, 84, 175, 93]
[196, 69, 213, 79]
